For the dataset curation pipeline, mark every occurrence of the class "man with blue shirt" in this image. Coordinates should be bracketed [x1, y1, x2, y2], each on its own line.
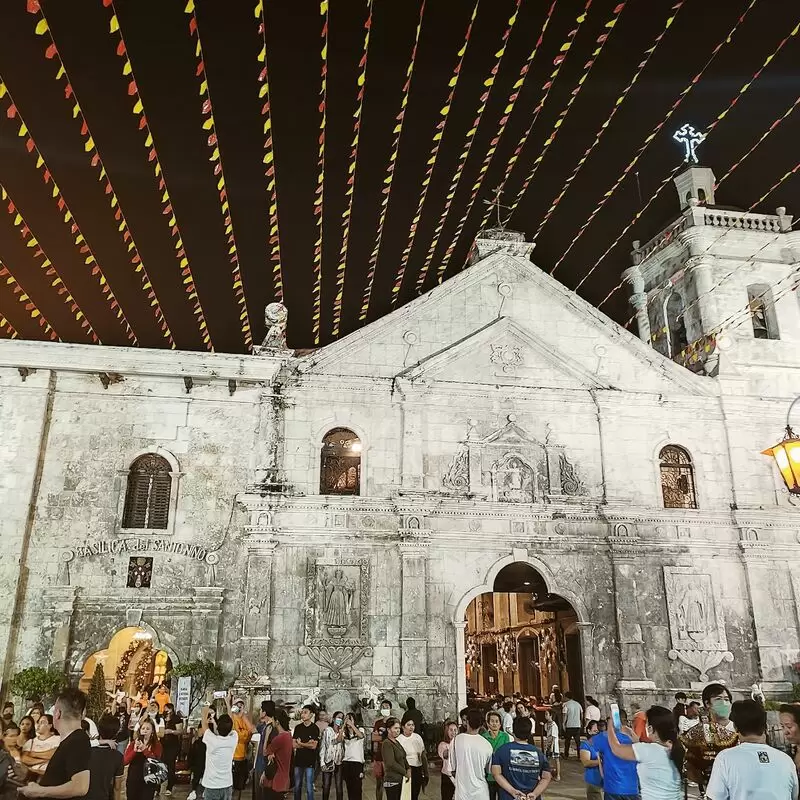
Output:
[491, 717, 551, 800]
[592, 709, 640, 800]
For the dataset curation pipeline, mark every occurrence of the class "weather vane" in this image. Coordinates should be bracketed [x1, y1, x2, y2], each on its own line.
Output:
[673, 124, 705, 164]
[482, 186, 513, 228]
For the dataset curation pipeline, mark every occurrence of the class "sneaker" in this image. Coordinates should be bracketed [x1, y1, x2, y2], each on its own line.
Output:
[188, 792, 196, 800]
[166, 791, 172, 797]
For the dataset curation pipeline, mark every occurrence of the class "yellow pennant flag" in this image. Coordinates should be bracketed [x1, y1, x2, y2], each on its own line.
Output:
[109, 14, 119, 33]
[35, 18, 48, 35]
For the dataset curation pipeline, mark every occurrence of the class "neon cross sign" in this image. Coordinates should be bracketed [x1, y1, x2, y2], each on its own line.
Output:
[673, 124, 705, 164]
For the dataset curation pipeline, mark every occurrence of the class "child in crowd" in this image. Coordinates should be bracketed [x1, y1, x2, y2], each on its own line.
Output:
[543, 708, 560, 782]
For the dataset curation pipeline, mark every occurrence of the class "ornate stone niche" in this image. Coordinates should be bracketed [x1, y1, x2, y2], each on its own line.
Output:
[301, 558, 372, 680]
[304, 558, 370, 647]
[664, 566, 733, 682]
[441, 415, 586, 502]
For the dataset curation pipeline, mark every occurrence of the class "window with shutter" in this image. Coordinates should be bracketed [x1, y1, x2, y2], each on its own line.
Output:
[320, 428, 361, 495]
[659, 445, 697, 509]
[122, 454, 173, 530]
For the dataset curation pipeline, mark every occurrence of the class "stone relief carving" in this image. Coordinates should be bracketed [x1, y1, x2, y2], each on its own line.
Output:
[664, 567, 732, 681]
[442, 448, 469, 492]
[243, 553, 274, 638]
[298, 644, 372, 681]
[491, 455, 535, 503]
[559, 453, 586, 496]
[490, 344, 524, 376]
[305, 558, 370, 647]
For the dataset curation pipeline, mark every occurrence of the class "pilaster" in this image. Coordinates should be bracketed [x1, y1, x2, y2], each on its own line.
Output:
[622, 265, 652, 343]
[398, 539, 430, 680]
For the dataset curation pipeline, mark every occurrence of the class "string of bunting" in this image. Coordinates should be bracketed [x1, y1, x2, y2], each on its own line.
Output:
[437, 0, 559, 273]
[358, 0, 426, 323]
[534, 0, 686, 240]
[0, 311, 20, 339]
[0, 256, 59, 341]
[550, 0, 760, 277]
[104, 0, 214, 351]
[331, 0, 374, 338]
[0, 184, 100, 343]
[589, 19, 800, 302]
[0, 73, 136, 344]
[389, 0, 481, 306]
[419, 0, 524, 291]
[255, 0, 284, 303]
[507, 2, 627, 219]
[184, 0, 252, 350]
[468, 0, 595, 245]
[311, 0, 330, 345]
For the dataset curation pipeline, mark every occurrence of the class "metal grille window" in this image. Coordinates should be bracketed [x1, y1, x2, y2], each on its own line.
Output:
[122, 454, 172, 529]
[659, 445, 697, 509]
[320, 428, 361, 495]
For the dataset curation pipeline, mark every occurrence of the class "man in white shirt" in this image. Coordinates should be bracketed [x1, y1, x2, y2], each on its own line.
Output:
[450, 708, 492, 800]
[678, 701, 701, 734]
[561, 692, 583, 759]
[200, 709, 239, 800]
[706, 699, 798, 800]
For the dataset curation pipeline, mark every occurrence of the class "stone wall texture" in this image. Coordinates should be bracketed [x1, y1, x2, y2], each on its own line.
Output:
[1, 223, 799, 717]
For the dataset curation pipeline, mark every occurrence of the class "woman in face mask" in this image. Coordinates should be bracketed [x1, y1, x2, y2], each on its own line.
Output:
[607, 706, 684, 800]
[679, 683, 738, 795]
[320, 711, 345, 800]
[371, 701, 393, 800]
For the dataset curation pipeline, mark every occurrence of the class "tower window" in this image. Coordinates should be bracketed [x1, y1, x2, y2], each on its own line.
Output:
[320, 428, 361, 495]
[747, 284, 779, 340]
[122, 454, 172, 529]
[665, 293, 688, 358]
[659, 445, 697, 509]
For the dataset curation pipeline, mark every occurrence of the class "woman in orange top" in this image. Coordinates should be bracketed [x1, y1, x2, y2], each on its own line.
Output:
[153, 684, 171, 714]
[230, 698, 256, 791]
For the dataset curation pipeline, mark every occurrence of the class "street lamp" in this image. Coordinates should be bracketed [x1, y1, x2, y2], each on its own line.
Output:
[762, 397, 800, 495]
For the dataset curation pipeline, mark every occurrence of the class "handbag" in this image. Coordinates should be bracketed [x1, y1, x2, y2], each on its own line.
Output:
[144, 758, 169, 785]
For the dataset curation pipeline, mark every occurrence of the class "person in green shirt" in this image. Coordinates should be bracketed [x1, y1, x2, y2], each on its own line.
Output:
[481, 711, 511, 800]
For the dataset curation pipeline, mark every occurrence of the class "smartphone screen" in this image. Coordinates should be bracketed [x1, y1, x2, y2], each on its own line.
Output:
[610, 703, 621, 731]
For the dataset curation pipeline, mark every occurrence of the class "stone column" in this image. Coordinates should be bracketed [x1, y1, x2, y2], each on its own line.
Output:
[622, 265, 651, 344]
[398, 540, 429, 679]
[191, 587, 225, 661]
[741, 540, 794, 692]
[608, 534, 656, 693]
[685, 257, 721, 373]
[240, 538, 277, 680]
[575, 622, 596, 698]
[454, 621, 468, 711]
[399, 388, 424, 490]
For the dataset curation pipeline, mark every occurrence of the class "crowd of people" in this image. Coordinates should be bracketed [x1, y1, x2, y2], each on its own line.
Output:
[4, 682, 800, 800]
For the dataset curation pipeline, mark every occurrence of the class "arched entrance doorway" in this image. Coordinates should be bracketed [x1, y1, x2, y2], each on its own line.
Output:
[80, 627, 173, 699]
[463, 562, 584, 704]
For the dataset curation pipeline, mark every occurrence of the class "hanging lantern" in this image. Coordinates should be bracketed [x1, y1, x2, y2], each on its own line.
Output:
[762, 425, 800, 495]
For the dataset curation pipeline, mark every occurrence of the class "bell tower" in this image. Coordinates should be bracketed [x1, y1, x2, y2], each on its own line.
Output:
[673, 165, 716, 211]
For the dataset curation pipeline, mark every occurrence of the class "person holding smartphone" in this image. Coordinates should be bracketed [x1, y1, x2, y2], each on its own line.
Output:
[341, 714, 365, 800]
[592, 706, 639, 800]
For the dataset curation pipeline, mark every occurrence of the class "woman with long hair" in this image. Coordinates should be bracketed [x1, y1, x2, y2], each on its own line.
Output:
[21, 714, 60, 776]
[381, 718, 410, 800]
[607, 705, 684, 799]
[779, 704, 800, 777]
[161, 702, 183, 796]
[579, 720, 603, 799]
[16, 717, 35, 750]
[437, 721, 458, 800]
[397, 719, 427, 800]
[123, 719, 163, 800]
[341, 713, 365, 800]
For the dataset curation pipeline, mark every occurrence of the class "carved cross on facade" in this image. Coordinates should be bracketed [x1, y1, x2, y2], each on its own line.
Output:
[673, 124, 705, 164]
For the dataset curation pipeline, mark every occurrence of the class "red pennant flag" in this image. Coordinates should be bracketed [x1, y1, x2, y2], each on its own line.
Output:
[189, 17, 197, 35]
[196, 61, 204, 77]
[6, 104, 17, 119]
[45, 43, 57, 59]
[116, 40, 126, 56]
[27, 0, 41, 12]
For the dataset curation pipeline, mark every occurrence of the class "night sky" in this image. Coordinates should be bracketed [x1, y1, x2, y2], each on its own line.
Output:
[0, 0, 797, 353]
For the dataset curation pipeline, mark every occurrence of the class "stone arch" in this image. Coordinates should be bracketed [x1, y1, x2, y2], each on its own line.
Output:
[452, 552, 592, 709]
[309, 418, 371, 498]
[69, 619, 182, 677]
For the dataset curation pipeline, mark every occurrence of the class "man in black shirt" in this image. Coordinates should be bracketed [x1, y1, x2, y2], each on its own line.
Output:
[86, 715, 124, 800]
[19, 688, 91, 800]
[292, 705, 320, 800]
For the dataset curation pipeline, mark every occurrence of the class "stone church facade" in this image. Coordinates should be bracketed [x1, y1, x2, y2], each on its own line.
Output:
[1, 166, 799, 718]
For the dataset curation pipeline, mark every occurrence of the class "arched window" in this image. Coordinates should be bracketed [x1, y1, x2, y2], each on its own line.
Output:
[122, 454, 172, 529]
[659, 445, 697, 509]
[664, 292, 688, 359]
[320, 428, 361, 495]
[747, 284, 779, 340]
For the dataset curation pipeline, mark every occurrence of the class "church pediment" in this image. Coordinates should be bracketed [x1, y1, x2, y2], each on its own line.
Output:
[398, 317, 605, 389]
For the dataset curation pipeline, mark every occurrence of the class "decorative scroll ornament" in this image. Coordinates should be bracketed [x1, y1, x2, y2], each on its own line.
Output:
[442, 447, 469, 492]
[465, 636, 480, 668]
[497, 633, 517, 673]
[298, 644, 372, 680]
[668, 649, 733, 682]
[559, 453, 586, 495]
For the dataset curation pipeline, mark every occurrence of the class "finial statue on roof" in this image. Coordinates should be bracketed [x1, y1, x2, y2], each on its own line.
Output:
[483, 186, 512, 230]
[673, 124, 705, 164]
[252, 302, 291, 355]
